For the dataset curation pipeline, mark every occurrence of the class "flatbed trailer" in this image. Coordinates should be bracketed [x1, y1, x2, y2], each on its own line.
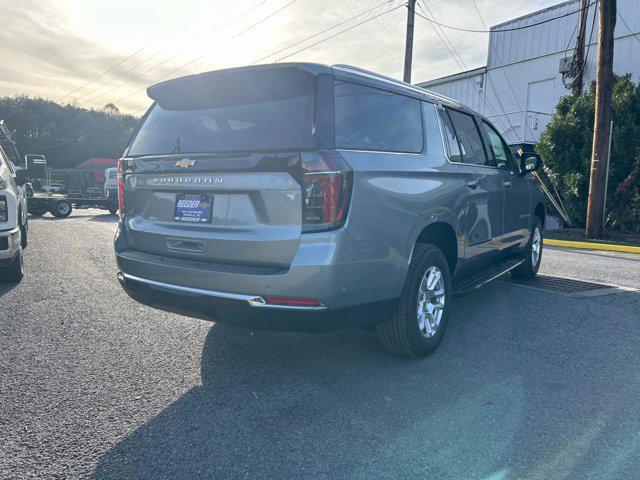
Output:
[28, 192, 118, 217]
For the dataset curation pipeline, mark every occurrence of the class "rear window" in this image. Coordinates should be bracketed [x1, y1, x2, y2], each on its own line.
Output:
[334, 81, 423, 153]
[128, 68, 315, 156]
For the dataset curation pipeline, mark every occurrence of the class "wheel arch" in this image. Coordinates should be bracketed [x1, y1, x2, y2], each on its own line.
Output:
[412, 221, 458, 274]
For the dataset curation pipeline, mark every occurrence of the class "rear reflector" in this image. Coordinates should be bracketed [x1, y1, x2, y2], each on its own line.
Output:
[263, 296, 322, 307]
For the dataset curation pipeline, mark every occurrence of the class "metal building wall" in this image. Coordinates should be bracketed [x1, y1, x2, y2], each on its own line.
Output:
[418, 0, 640, 145]
[420, 71, 486, 113]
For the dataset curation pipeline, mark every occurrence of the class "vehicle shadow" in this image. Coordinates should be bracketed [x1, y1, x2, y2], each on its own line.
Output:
[87, 214, 118, 223]
[92, 285, 640, 479]
[0, 282, 18, 297]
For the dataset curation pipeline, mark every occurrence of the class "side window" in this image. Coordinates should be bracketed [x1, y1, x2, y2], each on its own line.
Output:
[481, 121, 517, 170]
[422, 102, 444, 159]
[446, 108, 491, 166]
[438, 108, 462, 162]
[334, 81, 423, 153]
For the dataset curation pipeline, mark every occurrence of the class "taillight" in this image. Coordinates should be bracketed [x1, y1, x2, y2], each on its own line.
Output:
[301, 151, 352, 233]
[117, 159, 125, 217]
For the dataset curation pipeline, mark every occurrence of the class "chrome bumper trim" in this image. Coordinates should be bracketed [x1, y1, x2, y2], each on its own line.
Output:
[118, 272, 327, 311]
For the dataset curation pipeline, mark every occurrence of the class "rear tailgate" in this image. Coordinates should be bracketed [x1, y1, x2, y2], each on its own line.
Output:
[120, 65, 330, 269]
[123, 155, 302, 268]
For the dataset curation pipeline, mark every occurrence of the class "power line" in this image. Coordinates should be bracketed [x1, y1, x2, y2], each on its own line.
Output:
[272, 3, 405, 63]
[417, 0, 519, 141]
[74, 49, 169, 104]
[108, 0, 297, 109]
[54, 1, 243, 103]
[56, 44, 150, 102]
[617, 8, 640, 45]
[414, 1, 596, 34]
[467, 0, 530, 138]
[32, 1, 402, 153]
[62, 0, 265, 109]
[36, 0, 278, 138]
[416, 1, 466, 70]
[31, 1, 300, 151]
[250, 0, 396, 65]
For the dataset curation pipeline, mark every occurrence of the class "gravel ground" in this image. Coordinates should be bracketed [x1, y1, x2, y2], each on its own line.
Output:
[1, 210, 639, 479]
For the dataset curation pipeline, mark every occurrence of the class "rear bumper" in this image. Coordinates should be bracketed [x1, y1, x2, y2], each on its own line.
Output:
[114, 222, 408, 331]
[117, 271, 396, 332]
[0, 226, 21, 263]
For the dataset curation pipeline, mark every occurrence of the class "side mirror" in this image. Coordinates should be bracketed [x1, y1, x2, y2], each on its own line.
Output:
[14, 168, 27, 186]
[520, 153, 542, 175]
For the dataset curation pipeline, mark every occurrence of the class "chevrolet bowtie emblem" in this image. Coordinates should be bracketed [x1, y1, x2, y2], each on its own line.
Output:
[175, 158, 196, 168]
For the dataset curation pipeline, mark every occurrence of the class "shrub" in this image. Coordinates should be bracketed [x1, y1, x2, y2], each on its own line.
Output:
[537, 75, 640, 232]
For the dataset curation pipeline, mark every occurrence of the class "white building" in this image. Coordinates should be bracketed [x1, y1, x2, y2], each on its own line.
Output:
[417, 0, 640, 146]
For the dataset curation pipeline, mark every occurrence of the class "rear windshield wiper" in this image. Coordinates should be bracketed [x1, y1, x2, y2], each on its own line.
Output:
[171, 137, 181, 154]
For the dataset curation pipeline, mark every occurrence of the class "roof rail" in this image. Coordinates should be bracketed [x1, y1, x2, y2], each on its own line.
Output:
[332, 64, 468, 108]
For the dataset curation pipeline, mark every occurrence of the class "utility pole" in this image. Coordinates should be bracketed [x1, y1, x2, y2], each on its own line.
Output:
[403, 0, 416, 83]
[572, 0, 590, 94]
[586, 0, 616, 238]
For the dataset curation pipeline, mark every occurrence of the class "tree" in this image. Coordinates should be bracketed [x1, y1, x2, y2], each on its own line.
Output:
[0, 95, 141, 169]
[537, 75, 640, 232]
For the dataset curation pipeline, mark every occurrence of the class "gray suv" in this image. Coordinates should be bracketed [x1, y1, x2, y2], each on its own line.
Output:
[115, 63, 545, 358]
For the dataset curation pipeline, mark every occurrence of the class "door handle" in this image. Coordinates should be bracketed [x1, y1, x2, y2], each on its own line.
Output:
[466, 180, 479, 190]
[166, 239, 205, 254]
[504, 181, 512, 188]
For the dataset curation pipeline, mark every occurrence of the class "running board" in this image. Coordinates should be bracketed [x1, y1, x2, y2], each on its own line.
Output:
[453, 257, 524, 295]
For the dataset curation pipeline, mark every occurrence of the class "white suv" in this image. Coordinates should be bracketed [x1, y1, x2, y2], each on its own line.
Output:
[0, 147, 28, 283]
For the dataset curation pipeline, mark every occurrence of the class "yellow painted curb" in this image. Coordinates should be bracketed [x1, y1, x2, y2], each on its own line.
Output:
[545, 238, 640, 254]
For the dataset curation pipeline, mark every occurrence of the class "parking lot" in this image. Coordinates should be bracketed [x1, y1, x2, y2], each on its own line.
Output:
[1, 210, 639, 479]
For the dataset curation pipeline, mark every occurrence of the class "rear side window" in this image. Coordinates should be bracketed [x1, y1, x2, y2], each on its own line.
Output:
[439, 108, 462, 162]
[445, 108, 491, 166]
[422, 102, 445, 159]
[334, 81, 422, 153]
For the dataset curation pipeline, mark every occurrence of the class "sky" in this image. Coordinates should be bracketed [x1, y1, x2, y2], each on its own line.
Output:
[0, 0, 561, 114]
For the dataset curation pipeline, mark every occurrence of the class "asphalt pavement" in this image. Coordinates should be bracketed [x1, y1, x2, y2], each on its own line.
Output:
[1, 210, 639, 479]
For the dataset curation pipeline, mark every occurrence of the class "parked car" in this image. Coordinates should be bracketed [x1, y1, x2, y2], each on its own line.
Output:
[114, 63, 545, 358]
[42, 183, 65, 193]
[104, 167, 118, 201]
[0, 146, 28, 283]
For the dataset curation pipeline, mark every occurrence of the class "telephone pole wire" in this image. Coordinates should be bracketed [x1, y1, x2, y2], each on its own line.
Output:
[585, 0, 616, 238]
[572, 0, 590, 94]
[403, 0, 417, 83]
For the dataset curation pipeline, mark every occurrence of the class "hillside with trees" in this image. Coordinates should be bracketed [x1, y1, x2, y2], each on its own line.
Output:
[0, 96, 141, 169]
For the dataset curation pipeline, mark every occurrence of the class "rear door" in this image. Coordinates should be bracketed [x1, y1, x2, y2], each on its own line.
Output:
[480, 120, 531, 251]
[440, 107, 504, 264]
[121, 66, 321, 269]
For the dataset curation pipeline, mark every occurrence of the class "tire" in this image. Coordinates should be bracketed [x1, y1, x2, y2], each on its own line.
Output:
[0, 249, 24, 283]
[512, 216, 543, 278]
[29, 209, 46, 217]
[376, 244, 452, 358]
[50, 200, 72, 218]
